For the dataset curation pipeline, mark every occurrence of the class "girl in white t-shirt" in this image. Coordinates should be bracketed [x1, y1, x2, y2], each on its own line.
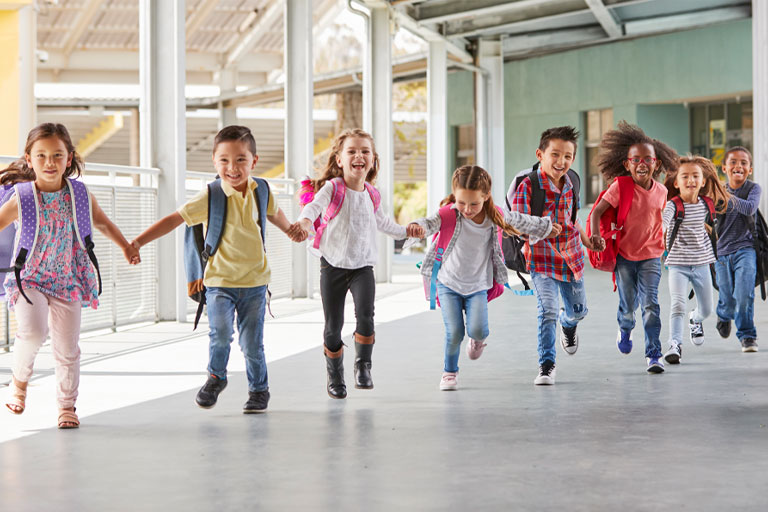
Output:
[296, 129, 422, 400]
[412, 165, 559, 391]
[661, 155, 729, 364]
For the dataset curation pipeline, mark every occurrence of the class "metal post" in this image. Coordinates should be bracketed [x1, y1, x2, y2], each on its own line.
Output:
[476, 39, 505, 200]
[370, 5, 393, 282]
[218, 68, 238, 129]
[754, 0, 768, 213]
[427, 40, 448, 216]
[139, 0, 187, 321]
[285, 0, 313, 298]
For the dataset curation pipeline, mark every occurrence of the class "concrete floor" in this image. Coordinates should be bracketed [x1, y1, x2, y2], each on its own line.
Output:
[1, 267, 767, 511]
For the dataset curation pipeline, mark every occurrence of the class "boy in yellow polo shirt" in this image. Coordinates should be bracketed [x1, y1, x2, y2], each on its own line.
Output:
[132, 126, 304, 413]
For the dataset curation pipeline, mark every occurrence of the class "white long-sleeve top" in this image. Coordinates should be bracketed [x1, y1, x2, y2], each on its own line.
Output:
[298, 180, 407, 269]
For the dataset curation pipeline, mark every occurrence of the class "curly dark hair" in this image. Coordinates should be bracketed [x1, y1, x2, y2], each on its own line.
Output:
[596, 121, 678, 181]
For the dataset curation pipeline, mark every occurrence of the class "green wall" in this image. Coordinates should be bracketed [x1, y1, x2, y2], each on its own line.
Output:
[447, 19, 753, 197]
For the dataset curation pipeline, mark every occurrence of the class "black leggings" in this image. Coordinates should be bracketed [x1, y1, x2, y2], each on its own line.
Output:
[319, 257, 375, 352]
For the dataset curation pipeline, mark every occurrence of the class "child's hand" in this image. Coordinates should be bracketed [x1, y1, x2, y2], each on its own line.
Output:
[286, 222, 308, 243]
[298, 218, 313, 232]
[589, 234, 606, 252]
[124, 240, 141, 265]
[406, 222, 425, 239]
[546, 223, 562, 239]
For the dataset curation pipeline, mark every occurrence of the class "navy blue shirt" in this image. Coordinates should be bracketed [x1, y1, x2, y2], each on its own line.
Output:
[717, 181, 762, 257]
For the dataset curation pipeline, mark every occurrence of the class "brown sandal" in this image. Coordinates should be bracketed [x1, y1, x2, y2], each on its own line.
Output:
[58, 408, 79, 429]
[5, 378, 27, 415]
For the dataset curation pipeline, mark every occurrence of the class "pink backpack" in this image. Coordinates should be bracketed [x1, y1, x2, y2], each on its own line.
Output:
[299, 177, 381, 250]
[424, 204, 506, 309]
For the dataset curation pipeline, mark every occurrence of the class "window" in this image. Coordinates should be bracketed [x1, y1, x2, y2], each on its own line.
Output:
[584, 108, 613, 205]
[690, 99, 752, 176]
[454, 124, 475, 168]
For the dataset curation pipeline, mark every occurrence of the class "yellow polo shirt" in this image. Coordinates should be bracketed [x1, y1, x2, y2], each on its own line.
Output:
[179, 179, 277, 288]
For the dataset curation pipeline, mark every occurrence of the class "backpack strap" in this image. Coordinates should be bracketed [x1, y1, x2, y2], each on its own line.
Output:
[364, 182, 381, 212]
[313, 177, 346, 250]
[429, 205, 457, 310]
[192, 180, 228, 329]
[252, 177, 274, 318]
[1, 182, 39, 305]
[66, 178, 102, 296]
[700, 195, 718, 260]
[567, 169, 581, 224]
[528, 164, 546, 218]
[667, 196, 686, 253]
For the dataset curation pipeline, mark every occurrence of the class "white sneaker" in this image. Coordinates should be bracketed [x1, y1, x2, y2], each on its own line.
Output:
[663, 343, 682, 364]
[439, 372, 458, 391]
[533, 361, 556, 385]
[689, 311, 705, 346]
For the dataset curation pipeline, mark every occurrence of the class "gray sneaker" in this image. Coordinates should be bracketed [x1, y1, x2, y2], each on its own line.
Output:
[663, 343, 682, 364]
[689, 312, 705, 346]
[741, 338, 759, 353]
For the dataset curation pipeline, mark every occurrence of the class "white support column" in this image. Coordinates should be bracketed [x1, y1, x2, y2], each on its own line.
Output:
[474, 63, 489, 170]
[218, 68, 238, 129]
[754, 0, 768, 213]
[139, 0, 187, 322]
[476, 39, 505, 201]
[427, 40, 448, 216]
[285, 0, 313, 298]
[370, 6, 393, 282]
[18, 5, 35, 153]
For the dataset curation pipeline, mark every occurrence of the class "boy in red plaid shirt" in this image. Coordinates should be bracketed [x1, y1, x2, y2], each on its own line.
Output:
[509, 126, 602, 385]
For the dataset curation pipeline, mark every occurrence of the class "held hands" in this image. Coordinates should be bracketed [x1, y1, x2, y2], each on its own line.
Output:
[406, 222, 426, 239]
[588, 234, 606, 252]
[545, 223, 563, 239]
[124, 240, 141, 265]
[286, 222, 308, 243]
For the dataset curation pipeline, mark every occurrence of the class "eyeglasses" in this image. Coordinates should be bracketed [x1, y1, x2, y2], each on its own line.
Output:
[627, 157, 657, 165]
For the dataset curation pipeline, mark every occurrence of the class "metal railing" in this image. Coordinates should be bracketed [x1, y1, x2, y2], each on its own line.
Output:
[0, 157, 298, 350]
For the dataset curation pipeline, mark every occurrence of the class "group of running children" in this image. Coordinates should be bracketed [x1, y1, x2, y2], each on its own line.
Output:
[1, 120, 761, 428]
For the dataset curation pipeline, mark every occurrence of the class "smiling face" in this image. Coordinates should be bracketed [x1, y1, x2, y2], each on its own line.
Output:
[336, 136, 373, 185]
[213, 140, 258, 192]
[454, 187, 488, 223]
[623, 143, 659, 189]
[675, 162, 704, 202]
[722, 149, 752, 189]
[25, 136, 73, 191]
[535, 139, 575, 186]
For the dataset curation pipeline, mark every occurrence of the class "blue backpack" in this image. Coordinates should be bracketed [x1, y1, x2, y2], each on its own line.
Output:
[184, 176, 270, 329]
[0, 179, 101, 305]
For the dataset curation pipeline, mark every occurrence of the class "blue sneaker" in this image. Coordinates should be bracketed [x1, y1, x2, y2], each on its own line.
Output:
[617, 329, 632, 354]
[646, 357, 665, 373]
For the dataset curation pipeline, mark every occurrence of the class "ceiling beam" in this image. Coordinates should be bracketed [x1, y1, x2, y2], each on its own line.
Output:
[445, 8, 596, 39]
[224, 0, 283, 70]
[59, 0, 104, 64]
[502, 26, 607, 56]
[584, 0, 623, 38]
[186, 0, 220, 39]
[624, 6, 751, 36]
[414, 0, 558, 24]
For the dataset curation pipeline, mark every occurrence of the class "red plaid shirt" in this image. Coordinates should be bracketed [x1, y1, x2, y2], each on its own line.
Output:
[511, 169, 585, 282]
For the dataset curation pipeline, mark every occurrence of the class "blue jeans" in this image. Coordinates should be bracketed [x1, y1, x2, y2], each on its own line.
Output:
[530, 271, 588, 365]
[715, 247, 757, 340]
[436, 283, 490, 373]
[668, 265, 714, 346]
[614, 255, 662, 358]
[205, 286, 268, 393]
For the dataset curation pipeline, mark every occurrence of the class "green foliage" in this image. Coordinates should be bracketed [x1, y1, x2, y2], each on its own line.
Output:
[394, 181, 427, 224]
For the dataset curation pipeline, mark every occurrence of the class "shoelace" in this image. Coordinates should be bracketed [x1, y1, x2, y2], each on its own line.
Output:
[690, 322, 704, 337]
[540, 364, 555, 376]
[563, 327, 577, 347]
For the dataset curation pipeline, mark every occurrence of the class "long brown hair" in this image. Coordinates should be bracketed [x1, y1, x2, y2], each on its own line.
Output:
[306, 128, 379, 192]
[665, 155, 730, 223]
[0, 123, 84, 186]
[440, 165, 520, 236]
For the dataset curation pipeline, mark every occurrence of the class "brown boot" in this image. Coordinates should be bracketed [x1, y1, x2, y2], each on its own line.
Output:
[324, 346, 347, 399]
[354, 333, 374, 389]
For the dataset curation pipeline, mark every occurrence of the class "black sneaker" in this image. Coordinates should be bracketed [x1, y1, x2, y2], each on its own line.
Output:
[243, 389, 270, 413]
[533, 361, 556, 385]
[716, 319, 731, 339]
[195, 375, 227, 409]
[741, 338, 759, 353]
[560, 324, 579, 355]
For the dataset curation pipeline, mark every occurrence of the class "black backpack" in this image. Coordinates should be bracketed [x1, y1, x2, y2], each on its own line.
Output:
[502, 163, 580, 290]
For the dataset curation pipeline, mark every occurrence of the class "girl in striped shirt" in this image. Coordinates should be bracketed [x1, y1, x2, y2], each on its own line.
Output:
[662, 156, 729, 364]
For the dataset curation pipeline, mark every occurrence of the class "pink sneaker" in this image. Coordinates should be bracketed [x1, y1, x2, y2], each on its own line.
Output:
[466, 338, 487, 360]
[439, 372, 458, 390]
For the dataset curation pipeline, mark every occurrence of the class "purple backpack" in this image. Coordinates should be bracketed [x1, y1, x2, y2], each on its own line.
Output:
[0, 178, 101, 304]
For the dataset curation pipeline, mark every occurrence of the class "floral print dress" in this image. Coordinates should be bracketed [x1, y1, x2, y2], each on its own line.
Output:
[4, 187, 99, 309]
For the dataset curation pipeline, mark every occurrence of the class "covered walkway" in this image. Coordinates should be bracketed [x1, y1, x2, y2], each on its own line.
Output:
[2, 266, 767, 511]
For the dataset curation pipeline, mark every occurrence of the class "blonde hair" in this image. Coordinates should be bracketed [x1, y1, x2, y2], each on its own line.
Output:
[441, 165, 520, 236]
[665, 155, 730, 233]
[306, 129, 379, 193]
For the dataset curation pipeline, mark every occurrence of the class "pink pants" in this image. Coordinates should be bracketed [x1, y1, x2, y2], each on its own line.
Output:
[12, 288, 82, 409]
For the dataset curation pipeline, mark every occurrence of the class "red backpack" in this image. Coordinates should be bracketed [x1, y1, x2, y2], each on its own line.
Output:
[585, 176, 635, 286]
[423, 204, 506, 309]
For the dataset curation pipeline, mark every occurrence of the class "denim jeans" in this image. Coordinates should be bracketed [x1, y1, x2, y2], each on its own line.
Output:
[205, 286, 268, 393]
[715, 247, 757, 340]
[529, 271, 588, 365]
[668, 265, 714, 346]
[436, 282, 490, 373]
[614, 255, 662, 358]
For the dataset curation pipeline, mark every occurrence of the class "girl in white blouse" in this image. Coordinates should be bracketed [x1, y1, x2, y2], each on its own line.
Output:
[296, 129, 422, 399]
